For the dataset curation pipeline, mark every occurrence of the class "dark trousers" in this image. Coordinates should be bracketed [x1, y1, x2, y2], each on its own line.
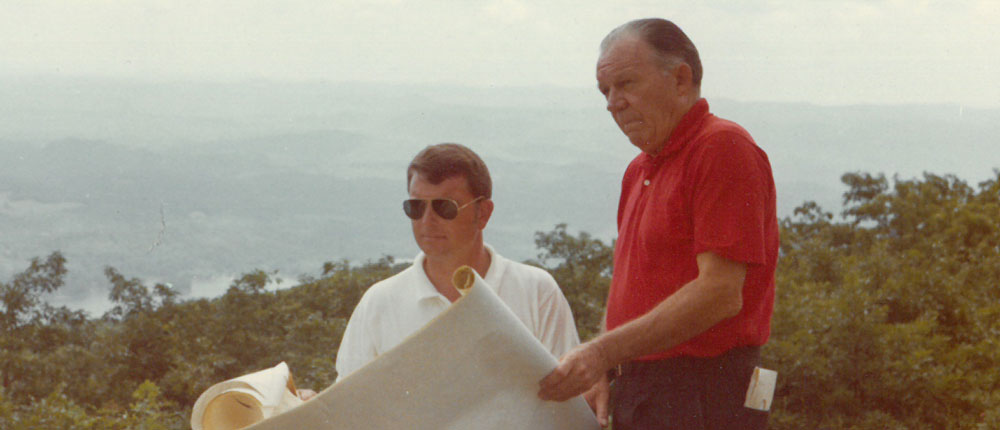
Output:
[610, 347, 769, 430]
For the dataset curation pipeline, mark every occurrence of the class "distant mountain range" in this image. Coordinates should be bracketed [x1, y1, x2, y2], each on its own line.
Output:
[2, 77, 997, 314]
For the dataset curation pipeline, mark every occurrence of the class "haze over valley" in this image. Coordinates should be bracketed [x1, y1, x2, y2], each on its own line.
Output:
[2, 78, 998, 314]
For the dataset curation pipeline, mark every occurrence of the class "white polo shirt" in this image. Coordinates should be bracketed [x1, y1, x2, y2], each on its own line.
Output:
[335, 245, 580, 381]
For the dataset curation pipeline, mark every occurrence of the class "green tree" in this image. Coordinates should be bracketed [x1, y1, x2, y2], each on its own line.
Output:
[4, 386, 98, 430]
[529, 223, 613, 340]
[0, 252, 93, 402]
[767, 170, 1000, 429]
[104, 267, 179, 386]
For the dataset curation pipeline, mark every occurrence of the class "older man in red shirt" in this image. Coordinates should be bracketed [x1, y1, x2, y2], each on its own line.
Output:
[539, 18, 779, 430]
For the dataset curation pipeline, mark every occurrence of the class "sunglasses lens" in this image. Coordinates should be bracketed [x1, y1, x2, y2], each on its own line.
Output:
[403, 199, 426, 219]
[432, 199, 459, 220]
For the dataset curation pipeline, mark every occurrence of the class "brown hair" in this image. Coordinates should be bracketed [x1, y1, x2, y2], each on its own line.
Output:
[407, 143, 492, 199]
[601, 18, 703, 87]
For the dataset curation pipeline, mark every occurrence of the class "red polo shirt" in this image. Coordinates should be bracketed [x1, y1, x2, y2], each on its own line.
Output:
[606, 99, 779, 360]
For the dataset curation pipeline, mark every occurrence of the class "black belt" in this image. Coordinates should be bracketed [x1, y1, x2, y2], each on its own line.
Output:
[611, 346, 761, 381]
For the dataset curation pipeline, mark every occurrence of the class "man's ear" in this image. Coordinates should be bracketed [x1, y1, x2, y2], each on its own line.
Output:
[476, 199, 494, 229]
[673, 63, 695, 95]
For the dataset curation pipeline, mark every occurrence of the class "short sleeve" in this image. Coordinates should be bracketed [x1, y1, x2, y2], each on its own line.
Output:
[690, 131, 772, 266]
[535, 274, 581, 358]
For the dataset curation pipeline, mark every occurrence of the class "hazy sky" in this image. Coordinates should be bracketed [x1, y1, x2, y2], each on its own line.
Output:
[3, 0, 999, 107]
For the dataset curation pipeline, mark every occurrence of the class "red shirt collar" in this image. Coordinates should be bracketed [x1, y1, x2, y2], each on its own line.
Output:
[639, 98, 710, 166]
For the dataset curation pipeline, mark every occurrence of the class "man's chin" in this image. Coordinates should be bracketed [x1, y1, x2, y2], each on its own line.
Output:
[628, 138, 648, 151]
[417, 241, 450, 256]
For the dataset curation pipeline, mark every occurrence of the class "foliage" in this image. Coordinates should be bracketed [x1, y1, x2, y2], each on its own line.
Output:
[0, 381, 185, 430]
[0, 251, 93, 403]
[1, 170, 997, 428]
[528, 223, 613, 340]
[0, 253, 405, 429]
[767, 170, 1000, 429]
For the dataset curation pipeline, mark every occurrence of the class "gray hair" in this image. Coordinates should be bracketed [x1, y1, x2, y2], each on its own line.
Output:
[600, 18, 703, 87]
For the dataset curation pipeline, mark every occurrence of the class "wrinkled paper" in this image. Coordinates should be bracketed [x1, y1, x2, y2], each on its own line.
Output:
[192, 266, 598, 430]
[191, 362, 303, 430]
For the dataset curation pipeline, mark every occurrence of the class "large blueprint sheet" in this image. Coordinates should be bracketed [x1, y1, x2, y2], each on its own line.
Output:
[194, 266, 598, 430]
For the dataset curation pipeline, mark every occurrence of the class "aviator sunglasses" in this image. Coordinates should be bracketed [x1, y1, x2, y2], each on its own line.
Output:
[403, 196, 485, 220]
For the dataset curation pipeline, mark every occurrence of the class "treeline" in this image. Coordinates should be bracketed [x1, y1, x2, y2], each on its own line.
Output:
[2, 171, 998, 429]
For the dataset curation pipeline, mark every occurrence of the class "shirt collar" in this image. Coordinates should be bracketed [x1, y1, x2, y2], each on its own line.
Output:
[411, 252, 441, 301]
[412, 244, 502, 302]
[481, 244, 505, 285]
[639, 98, 710, 166]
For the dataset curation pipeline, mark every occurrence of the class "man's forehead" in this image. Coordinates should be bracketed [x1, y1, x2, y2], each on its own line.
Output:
[409, 173, 472, 195]
[600, 35, 648, 60]
[598, 37, 651, 72]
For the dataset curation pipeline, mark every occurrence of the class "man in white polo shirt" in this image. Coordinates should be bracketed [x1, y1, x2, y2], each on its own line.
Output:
[334, 143, 580, 382]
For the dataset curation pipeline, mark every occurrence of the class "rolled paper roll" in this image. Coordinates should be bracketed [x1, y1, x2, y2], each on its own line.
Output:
[191, 362, 303, 430]
[451, 265, 477, 296]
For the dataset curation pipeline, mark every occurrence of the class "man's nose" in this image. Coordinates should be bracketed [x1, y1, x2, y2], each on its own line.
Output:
[418, 205, 440, 222]
[606, 89, 626, 112]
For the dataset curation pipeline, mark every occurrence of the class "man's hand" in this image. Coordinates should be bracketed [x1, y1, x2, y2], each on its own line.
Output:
[584, 373, 611, 428]
[537, 340, 613, 402]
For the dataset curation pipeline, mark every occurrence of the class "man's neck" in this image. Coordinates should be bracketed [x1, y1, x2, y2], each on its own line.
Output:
[422, 244, 492, 303]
